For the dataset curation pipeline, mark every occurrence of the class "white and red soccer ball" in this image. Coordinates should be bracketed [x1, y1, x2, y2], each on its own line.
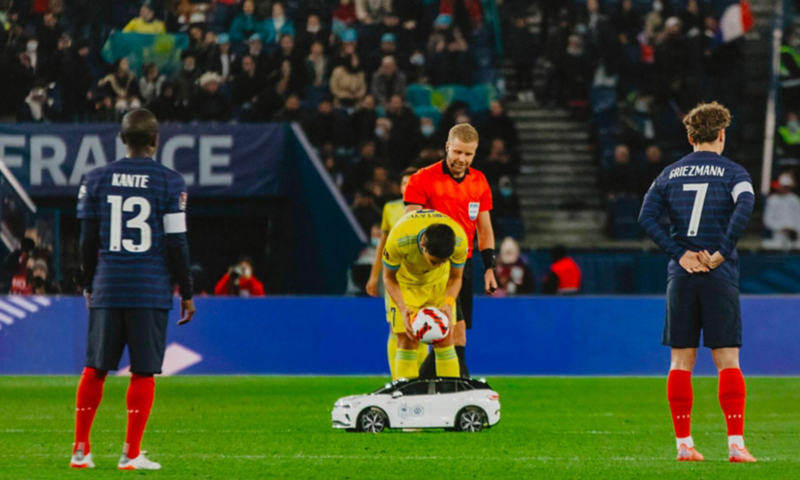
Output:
[412, 307, 450, 344]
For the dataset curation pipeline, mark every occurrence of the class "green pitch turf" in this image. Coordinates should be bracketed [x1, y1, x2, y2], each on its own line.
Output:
[1, 376, 799, 479]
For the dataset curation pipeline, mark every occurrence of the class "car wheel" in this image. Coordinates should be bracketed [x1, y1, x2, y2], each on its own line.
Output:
[455, 407, 486, 433]
[357, 407, 389, 433]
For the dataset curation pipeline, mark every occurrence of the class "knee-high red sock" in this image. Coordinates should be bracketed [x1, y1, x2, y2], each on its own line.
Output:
[667, 369, 693, 439]
[74, 367, 107, 454]
[124, 374, 155, 459]
[719, 368, 746, 436]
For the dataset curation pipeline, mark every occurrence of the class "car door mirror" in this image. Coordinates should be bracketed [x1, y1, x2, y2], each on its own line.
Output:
[392, 390, 403, 399]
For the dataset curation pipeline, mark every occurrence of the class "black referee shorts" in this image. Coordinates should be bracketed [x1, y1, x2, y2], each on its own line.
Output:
[86, 308, 169, 374]
[663, 275, 742, 349]
[456, 258, 474, 329]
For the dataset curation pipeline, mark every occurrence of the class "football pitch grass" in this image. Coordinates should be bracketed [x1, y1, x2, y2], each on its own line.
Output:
[2, 376, 799, 479]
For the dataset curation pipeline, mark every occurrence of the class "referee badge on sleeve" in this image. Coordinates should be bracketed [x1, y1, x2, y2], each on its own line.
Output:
[468, 202, 480, 220]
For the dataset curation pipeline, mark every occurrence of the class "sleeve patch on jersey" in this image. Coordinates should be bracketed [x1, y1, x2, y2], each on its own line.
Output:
[179, 192, 188, 211]
[164, 212, 187, 234]
[732, 181, 754, 202]
[382, 259, 400, 270]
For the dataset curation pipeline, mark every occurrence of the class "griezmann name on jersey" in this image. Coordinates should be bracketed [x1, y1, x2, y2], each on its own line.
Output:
[77, 157, 188, 309]
[383, 210, 469, 287]
[639, 151, 755, 285]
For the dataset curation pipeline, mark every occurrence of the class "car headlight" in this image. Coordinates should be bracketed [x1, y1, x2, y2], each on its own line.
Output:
[334, 400, 352, 408]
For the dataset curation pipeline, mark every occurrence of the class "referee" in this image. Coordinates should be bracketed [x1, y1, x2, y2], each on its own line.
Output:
[404, 123, 497, 377]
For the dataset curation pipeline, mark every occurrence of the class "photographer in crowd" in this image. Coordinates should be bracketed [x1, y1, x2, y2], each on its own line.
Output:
[214, 257, 266, 296]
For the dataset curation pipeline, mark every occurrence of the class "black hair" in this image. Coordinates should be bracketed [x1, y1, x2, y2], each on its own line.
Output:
[551, 245, 568, 262]
[120, 109, 158, 151]
[423, 224, 456, 260]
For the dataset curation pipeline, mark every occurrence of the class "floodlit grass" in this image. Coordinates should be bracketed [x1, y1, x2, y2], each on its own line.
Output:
[1, 376, 798, 479]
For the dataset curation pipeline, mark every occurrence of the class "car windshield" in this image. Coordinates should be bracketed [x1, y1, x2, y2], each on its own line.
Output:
[371, 382, 396, 394]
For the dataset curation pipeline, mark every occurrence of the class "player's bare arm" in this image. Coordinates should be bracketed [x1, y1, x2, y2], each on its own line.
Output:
[382, 267, 413, 338]
[443, 265, 464, 328]
[476, 211, 498, 293]
[405, 204, 423, 214]
[366, 231, 389, 297]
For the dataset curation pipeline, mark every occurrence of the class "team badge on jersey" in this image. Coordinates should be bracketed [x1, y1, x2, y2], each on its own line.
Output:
[179, 192, 188, 211]
[468, 202, 480, 220]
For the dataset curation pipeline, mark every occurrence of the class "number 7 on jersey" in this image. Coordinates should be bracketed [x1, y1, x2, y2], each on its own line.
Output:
[683, 183, 708, 237]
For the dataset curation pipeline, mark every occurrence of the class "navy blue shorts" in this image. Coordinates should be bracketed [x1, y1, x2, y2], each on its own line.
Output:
[85, 308, 169, 374]
[457, 258, 473, 329]
[663, 275, 742, 349]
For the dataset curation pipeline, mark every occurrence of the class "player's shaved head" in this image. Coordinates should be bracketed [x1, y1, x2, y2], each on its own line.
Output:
[683, 102, 731, 145]
[422, 224, 456, 261]
[121, 109, 159, 156]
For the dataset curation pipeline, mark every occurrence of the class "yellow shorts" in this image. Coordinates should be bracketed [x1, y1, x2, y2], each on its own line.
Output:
[386, 282, 453, 334]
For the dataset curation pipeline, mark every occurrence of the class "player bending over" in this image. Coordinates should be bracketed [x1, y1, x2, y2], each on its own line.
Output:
[382, 210, 469, 379]
[70, 109, 195, 470]
[366, 167, 428, 380]
[639, 102, 756, 463]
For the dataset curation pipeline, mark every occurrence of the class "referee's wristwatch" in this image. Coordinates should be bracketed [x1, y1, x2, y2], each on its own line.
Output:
[481, 248, 497, 273]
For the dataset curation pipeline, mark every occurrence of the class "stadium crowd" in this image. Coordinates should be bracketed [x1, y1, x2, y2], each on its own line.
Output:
[535, 0, 748, 239]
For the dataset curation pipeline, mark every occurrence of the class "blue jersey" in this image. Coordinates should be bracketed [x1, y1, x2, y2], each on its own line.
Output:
[77, 157, 188, 309]
[639, 151, 755, 285]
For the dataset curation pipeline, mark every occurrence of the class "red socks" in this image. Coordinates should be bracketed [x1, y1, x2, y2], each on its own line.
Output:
[667, 369, 693, 439]
[74, 367, 107, 454]
[124, 374, 155, 459]
[719, 368, 746, 436]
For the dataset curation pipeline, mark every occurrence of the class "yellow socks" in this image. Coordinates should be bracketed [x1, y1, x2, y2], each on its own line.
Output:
[396, 349, 419, 379]
[435, 345, 460, 378]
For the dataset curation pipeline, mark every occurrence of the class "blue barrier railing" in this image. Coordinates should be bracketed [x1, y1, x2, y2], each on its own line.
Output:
[1, 296, 798, 376]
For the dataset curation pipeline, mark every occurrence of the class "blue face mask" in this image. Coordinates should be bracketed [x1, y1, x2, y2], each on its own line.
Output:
[789, 121, 800, 131]
[421, 124, 435, 137]
[501, 187, 513, 198]
[375, 127, 385, 138]
[370, 238, 380, 247]
[410, 54, 425, 66]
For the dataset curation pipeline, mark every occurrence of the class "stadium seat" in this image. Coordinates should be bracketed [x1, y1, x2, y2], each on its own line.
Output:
[469, 84, 498, 113]
[406, 84, 434, 108]
[413, 106, 443, 130]
[432, 85, 471, 111]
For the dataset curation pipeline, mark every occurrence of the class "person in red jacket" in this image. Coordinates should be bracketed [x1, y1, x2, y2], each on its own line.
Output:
[541, 245, 581, 295]
[214, 257, 265, 296]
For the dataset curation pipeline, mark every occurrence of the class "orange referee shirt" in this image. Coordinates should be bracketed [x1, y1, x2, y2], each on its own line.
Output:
[404, 160, 493, 258]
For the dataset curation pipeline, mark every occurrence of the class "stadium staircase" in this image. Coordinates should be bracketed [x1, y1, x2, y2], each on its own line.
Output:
[502, 9, 605, 248]
[502, 0, 777, 249]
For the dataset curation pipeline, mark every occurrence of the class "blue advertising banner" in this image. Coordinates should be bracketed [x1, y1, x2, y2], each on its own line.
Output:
[0, 124, 285, 197]
[0, 296, 798, 376]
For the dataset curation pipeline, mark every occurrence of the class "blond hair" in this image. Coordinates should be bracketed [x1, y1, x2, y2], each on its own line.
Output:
[447, 123, 479, 144]
[682, 102, 731, 144]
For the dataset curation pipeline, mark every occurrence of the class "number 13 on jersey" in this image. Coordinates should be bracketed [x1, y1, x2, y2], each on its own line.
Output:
[107, 195, 152, 253]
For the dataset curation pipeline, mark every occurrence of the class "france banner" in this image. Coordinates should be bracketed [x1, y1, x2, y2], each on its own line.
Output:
[0, 124, 286, 197]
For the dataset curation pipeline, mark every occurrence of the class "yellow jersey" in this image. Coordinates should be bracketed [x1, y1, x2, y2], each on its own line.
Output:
[382, 210, 468, 287]
[380, 199, 406, 233]
[122, 18, 167, 34]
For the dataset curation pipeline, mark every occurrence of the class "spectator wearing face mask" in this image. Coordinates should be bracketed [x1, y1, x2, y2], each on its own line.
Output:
[778, 112, 800, 159]
[420, 117, 439, 149]
[174, 52, 202, 105]
[763, 173, 800, 250]
[781, 28, 800, 113]
[495, 237, 535, 296]
[215, 257, 266, 296]
[347, 223, 383, 295]
[263, 2, 295, 45]
[297, 14, 327, 57]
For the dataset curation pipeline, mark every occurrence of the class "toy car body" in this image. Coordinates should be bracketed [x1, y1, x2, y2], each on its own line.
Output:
[332, 377, 500, 433]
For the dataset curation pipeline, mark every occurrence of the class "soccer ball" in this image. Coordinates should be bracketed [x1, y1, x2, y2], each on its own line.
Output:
[412, 307, 450, 344]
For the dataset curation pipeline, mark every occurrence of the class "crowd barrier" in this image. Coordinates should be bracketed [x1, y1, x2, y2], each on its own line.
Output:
[1, 296, 798, 376]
